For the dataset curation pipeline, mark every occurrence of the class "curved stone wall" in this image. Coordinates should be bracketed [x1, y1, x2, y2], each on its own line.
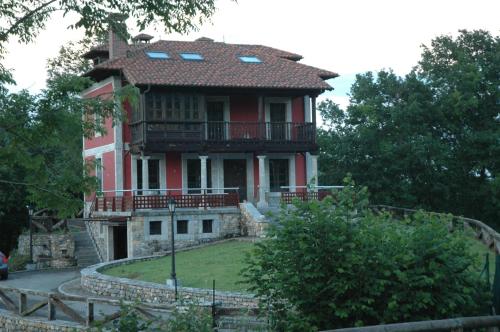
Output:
[81, 253, 258, 308]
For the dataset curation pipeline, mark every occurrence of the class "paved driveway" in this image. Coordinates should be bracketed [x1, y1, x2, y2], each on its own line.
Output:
[0, 268, 81, 292]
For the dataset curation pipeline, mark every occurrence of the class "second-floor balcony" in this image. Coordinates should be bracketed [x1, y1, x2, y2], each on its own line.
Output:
[130, 121, 317, 153]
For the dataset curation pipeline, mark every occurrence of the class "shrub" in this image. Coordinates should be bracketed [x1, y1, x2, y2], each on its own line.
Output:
[242, 181, 490, 331]
[7, 250, 30, 272]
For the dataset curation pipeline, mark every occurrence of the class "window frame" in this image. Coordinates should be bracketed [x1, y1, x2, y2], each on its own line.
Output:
[149, 220, 162, 236]
[176, 220, 189, 234]
[202, 219, 213, 233]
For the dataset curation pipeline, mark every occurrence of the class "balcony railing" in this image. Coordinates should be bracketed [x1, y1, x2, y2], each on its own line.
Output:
[131, 121, 316, 147]
[90, 188, 240, 214]
[280, 186, 345, 204]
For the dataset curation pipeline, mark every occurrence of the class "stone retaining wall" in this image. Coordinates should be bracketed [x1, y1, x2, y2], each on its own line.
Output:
[81, 243, 258, 308]
[240, 203, 268, 237]
[0, 309, 84, 332]
[17, 233, 76, 269]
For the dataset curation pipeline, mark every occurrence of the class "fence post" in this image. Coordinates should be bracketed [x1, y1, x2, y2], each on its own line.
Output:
[18, 293, 27, 315]
[493, 255, 500, 315]
[48, 294, 55, 320]
[86, 301, 94, 326]
[212, 279, 216, 328]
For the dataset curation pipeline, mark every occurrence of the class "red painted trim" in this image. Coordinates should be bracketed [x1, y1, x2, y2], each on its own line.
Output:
[295, 153, 306, 192]
[291, 96, 305, 123]
[83, 82, 115, 149]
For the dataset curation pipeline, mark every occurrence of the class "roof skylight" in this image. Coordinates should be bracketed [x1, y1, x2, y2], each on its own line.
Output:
[239, 56, 262, 63]
[146, 51, 169, 59]
[180, 53, 204, 61]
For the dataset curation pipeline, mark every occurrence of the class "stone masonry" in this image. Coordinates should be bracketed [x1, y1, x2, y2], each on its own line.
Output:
[17, 233, 76, 268]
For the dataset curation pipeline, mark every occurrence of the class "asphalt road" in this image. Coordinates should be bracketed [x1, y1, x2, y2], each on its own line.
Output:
[0, 268, 172, 327]
[0, 268, 81, 292]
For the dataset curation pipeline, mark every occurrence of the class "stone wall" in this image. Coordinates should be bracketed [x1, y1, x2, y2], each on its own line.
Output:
[81, 244, 258, 308]
[240, 203, 268, 237]
[0, 309, 84, 332]
[17, 233, 76, 269]
[86, 219, 106, 260]
[128, 208, 242, 258]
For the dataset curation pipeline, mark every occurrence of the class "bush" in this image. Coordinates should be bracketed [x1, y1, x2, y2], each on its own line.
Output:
[92, 302, 213, 332]
[7, 250, 30, 272]
[242, 181, 490, 331]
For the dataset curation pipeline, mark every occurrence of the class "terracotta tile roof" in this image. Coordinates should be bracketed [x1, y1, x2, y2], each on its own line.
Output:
[84, 39, 337, 91]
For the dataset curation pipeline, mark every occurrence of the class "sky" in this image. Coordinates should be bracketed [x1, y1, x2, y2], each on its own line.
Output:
[3, 0, 500, 110]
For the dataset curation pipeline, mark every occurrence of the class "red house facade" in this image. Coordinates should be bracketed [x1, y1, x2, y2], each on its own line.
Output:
[82, 31, 336, 260]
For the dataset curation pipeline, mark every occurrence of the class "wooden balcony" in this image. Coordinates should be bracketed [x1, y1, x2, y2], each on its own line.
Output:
[130, 121, 317, 153]
[90, 192, 240, 214]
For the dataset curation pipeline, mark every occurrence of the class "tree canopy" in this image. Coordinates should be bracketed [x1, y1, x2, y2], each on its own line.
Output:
[319, 30, 500, 227]
[0, 0, 220, 254]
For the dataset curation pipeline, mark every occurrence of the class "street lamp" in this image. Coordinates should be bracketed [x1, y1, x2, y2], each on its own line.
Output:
[168, 198, 178, 300]
[26, 205, 34, 264]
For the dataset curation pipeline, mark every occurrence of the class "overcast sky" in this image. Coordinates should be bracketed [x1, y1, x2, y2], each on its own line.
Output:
[3, 0, 499, 108]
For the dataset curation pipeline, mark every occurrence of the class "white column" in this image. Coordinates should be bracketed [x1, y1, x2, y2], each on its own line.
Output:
[257, 155, 267, 208]
[310, 154, 319, 192]
[141, 156, 149, 195]
[199, 155, 208, 194]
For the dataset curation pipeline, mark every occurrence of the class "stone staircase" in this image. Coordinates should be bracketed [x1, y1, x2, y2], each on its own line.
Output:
[68, 219, 101, 267]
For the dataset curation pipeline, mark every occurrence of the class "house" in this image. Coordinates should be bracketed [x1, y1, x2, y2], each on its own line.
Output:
[82, 29, 337, 261]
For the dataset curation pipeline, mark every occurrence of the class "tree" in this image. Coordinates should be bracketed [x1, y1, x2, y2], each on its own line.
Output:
[0, 0, 222, 254]
[318, 30, 500, 227]
[242, 182, 490, 331]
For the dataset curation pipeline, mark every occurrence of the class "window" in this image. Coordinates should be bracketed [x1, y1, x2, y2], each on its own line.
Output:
[239, 56, 262, 63]
[202, 219, 213, 233]
[148, 159, 160, 190]
[149, 221, 162, 235]
[180, 52, 204, 61]
[187, 159, 212, 193]
[146, 51, 169, 59]
[177, 220, 188, 234]
[136, 159, 143, 195]
[94, 112, 103, 137]
[269, 159, 289, 192]
[95, 157, 103, 193]
[145, 93, 199, 122]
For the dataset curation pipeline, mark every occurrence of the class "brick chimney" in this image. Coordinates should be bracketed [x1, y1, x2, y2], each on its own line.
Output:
[108, 14, 128, 60]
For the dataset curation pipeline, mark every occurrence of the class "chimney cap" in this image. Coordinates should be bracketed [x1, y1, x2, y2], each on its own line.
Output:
[195, 37, 214, 42]
[132, 33, 154, 43]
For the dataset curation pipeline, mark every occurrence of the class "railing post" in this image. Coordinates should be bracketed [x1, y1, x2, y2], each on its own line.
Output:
[18, 293, 27, 315]
[48, 294, 55, 321]
[86, 301, 94, 326]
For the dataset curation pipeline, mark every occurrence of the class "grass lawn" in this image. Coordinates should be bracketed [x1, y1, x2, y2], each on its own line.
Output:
[102, 234, 496, 293]
[103, 240, 255, 292]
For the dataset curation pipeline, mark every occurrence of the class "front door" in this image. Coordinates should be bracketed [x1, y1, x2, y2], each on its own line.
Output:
[207, 101, 225, 140]
[223, 159, 247, 202]
[113, 225, 127, 260]
[270, 103, 287, 140]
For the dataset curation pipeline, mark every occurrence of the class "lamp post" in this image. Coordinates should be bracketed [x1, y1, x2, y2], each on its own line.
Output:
[168, 198, 178, 300]
[26, 205, 34, 264]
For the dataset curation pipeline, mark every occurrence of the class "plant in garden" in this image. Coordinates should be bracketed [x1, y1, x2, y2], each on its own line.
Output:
[242, 180, 490, 331]
[92, 302, 213, 332]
